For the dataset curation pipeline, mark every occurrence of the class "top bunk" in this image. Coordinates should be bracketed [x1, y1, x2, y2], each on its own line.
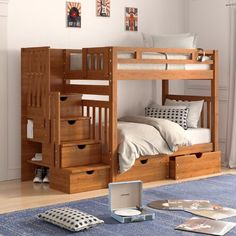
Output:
[65, 46, 218, 81]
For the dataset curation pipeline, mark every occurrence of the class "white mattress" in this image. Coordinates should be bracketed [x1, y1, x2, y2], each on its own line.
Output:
[118, 122, 211, 146]
[117, 52, 210, 71]
[185, 128, 211, 145]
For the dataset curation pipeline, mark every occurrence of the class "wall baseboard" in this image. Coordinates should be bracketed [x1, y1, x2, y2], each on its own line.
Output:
[7, 168, 21, 180]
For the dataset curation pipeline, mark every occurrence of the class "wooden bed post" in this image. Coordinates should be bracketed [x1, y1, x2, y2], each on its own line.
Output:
[109, 47, 118, 182]
[162, 80, 169, 105]
[211, 50, 219, 151]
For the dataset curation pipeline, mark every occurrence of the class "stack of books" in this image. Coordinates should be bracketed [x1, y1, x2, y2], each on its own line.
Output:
[148, 200, 236, 235]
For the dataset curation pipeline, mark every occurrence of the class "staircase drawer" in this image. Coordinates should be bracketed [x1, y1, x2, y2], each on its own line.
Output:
[170, 151, 221, 180]
[60, 118, 90, 141]
[69, 168, 109, 193]
[60, 94, 82, 117]
[61, 143, 102, 167]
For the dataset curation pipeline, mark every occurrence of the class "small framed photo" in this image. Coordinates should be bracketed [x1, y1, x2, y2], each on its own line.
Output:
[96, 0, 110, 17]
[125, 7, 138, 31]
[66, 2, 81, 28]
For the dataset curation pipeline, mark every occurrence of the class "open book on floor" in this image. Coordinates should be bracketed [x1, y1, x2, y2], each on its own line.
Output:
[186, 205, 236, 220]
[176, 217, 236, 236]
[148, 200, 213, 211]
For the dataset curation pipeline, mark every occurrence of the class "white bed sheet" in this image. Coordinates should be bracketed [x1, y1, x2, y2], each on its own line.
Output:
[117, 52, 210, 70]
[185, 128, 211, 145]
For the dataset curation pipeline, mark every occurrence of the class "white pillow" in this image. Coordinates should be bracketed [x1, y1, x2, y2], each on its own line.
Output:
[38, 207, 104, 232]
[165, 99, 204, 128]
[142, 33, 198, 48]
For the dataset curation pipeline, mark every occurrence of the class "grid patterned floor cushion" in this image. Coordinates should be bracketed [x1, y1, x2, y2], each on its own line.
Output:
[38, 207, 104, 232]
[145, 106, 189, 130]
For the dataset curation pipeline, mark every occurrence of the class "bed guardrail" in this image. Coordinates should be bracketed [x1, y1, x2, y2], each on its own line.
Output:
[166, 94, 211, 129]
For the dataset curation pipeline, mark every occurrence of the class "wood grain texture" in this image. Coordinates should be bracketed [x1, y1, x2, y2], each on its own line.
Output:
[116, 156, 169, 182]
[50, 164, 110, 194]
[170, 151, 221, 180]
[21, 47, 50, 181]
[61, 142, 102, 168]
[60, 117, 90, 142]
[60, 93, 82, 118]
[21, 46, 220, 194]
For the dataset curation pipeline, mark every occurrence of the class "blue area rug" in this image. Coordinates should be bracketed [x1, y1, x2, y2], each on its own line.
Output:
[1, 174, 236, 236]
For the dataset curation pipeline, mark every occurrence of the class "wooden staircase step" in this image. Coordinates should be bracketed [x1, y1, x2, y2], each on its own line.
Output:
[61, 139, 100, 147]
[63, 163, 110, 174]
[60, 93, 82, 97]
[60, 116, 90, 121]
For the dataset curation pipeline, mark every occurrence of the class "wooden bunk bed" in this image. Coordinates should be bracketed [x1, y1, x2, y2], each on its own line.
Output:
[21, 46, 221, 193]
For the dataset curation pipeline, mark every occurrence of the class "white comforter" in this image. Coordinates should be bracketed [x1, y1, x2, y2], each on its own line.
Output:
[118, 116, 192, 173]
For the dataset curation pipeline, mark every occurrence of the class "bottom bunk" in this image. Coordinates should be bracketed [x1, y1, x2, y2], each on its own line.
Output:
[114, 114, 221, 182]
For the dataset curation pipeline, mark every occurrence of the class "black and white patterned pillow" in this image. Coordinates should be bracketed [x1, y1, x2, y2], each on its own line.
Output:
[38, 207, 104, 232]
[145, 106, 189, 130]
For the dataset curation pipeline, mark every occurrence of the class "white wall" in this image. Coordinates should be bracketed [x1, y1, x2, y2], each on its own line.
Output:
[0, 0, 9, 180]
[185, 0, 229, 165]
[3, 0, 186, 181]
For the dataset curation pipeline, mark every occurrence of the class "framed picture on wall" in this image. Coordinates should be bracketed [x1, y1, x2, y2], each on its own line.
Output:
[125, 7, 138, 31]
[66, 2, 81, 27]
[96, 0, 110, 17]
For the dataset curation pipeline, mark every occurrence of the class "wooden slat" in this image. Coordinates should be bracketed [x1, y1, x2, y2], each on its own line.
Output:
[201, 103, 205, 127]
[82, 99, 110, 108]
[114, 46, 214, 55]
[98, 107, 102, 140]
[64, 71, 83, 80]
[211, 50, 219, 151]
[162, 80, 169, 105]
[207, 101, 211, 128]
[110, 47, 118, 181]
[92, 107, 96, 139]
[166, 94, 212, 102]
[104, 107, 108, 150]
[50, 92, 60, 168]
[97, 54, 101, 70]
[87, 106, 90, 117]
[91, 54, 95, 71]
[170, 143, 213, 156]
[116, 70, 213, 80]
[64, 84, 111, 95]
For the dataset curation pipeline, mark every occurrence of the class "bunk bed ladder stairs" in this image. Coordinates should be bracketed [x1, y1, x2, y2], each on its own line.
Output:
[50, 93, 110, 194]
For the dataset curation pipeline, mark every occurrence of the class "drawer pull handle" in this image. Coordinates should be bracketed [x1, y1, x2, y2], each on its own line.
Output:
[140, 159, 148, 165]
[68, 120, 76, 125]
[77, 145, 86, 149]
[86, 170, 94, 175]
[196, 153, 203, 159]
[60, 96, 68, 101]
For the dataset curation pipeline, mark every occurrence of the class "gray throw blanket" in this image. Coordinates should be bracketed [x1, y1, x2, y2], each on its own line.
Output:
[118, 116, 192, 173]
